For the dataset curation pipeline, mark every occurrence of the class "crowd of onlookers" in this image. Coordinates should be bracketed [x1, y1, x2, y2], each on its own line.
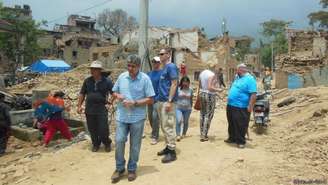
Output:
[0, 47, 274, 183]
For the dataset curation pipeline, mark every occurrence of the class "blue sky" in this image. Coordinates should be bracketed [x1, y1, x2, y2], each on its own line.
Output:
[2, 0, 322, 40]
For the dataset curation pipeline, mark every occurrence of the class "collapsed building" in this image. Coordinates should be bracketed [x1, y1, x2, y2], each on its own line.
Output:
[244, 54, 261, 75]
[275, 29, 328, 89]
[38, 14, 119, 67]
[121, 27, 248, 84]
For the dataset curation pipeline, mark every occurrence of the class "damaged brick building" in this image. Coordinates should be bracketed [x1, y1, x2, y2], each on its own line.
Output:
[275, 29, 328, 89]
[38, 14, 117, 66]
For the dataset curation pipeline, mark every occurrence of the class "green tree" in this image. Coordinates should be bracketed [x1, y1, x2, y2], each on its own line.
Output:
[259, 19, 291, 67]
[259, 41, 272, 67]
[308, 0, 328, 28]
[0, 5, 44, 76]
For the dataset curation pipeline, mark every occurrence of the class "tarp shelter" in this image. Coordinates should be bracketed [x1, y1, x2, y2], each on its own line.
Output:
[30, 59, 71, 73]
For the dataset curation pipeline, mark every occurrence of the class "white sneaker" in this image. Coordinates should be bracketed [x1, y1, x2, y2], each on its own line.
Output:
[150, 138, 158, 145]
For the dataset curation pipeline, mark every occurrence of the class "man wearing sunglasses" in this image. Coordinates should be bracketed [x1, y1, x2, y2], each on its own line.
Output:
[156, 48, 179, 163]
[111, 55, 155, 182]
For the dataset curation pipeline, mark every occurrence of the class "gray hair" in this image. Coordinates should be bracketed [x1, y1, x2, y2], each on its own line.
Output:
[237, 63, 247, 69]
[127, 54, 141, 66]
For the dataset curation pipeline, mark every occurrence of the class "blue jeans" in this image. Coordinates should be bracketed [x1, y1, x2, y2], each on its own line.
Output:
[115, 119, 145, 172]
[176, 108, 192, 136]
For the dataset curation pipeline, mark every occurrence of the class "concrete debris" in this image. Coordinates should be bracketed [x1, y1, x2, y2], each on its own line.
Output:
[277, 97, 296, 107]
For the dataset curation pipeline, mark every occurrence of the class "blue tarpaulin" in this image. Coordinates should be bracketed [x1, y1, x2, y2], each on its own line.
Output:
[30, 59, 71, 73]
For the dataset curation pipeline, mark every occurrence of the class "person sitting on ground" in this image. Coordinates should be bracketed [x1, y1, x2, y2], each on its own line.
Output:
[175, 76, 193, 142]
[0, 93, 11, 156]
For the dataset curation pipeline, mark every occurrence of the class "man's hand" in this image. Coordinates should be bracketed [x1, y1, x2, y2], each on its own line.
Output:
[77, 106, 84, 114]
[123, 99, 135, 108]
[115, 93, 125, 101]
[165, 102, 173, 112]
[247, 105, 253, 113]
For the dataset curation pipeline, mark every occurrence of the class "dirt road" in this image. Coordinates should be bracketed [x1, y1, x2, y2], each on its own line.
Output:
[2, 87, 328, 185]
[2, 109, 282, 185]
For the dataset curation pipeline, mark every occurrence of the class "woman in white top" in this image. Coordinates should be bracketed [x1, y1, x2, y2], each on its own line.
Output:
[198, 66, 221, 142]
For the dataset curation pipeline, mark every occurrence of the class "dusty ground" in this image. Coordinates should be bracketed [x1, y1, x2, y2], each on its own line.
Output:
[1, 86, 328, 185]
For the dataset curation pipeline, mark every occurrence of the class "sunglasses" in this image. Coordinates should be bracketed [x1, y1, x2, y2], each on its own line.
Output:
[152, 60, 160, 63]
[159, 53, 167, 56]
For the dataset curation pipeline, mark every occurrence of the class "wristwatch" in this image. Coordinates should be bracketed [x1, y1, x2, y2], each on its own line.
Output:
[134, 100, 138, 106]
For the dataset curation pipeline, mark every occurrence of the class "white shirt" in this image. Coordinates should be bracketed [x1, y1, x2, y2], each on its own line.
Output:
[199, 69, 215, 94]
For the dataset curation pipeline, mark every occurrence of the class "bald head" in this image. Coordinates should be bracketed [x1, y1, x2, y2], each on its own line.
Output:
[237, 63, 248, 76]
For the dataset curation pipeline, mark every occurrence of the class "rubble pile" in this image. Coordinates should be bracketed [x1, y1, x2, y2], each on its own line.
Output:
[271, 86, 328, 176]
[283, 109, 328, 175]
[0, 137, 43, 185]
[276, 55, 327, 73]
[7, 64, 126, 119]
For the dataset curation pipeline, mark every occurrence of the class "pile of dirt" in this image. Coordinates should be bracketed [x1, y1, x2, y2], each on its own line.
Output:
[269, 86, 328, 179]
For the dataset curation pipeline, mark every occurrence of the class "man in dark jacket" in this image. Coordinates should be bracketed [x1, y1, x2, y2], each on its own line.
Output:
[0, 92, 11, 156]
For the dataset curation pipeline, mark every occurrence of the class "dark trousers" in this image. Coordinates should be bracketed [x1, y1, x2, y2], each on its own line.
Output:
[147, 103, 160, 140]
[0, 127, 9, 153]
[226, 105, 250, 145]
[86, 113, 111, 147]
[219, 80, 226, 88]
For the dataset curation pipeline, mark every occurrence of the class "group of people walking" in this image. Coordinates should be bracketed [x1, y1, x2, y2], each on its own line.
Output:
[0, 47, 257, 183]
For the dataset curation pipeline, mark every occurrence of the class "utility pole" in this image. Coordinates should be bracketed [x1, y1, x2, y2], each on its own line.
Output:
[138, 0, 150, 72]
[271, 42, 274, 72]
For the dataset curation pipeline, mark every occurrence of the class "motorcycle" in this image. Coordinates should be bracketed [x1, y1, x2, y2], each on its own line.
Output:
[253, 91, 271, 134]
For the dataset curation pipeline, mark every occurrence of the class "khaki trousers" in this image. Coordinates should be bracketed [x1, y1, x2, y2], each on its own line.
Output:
[157, 102, 176, 150]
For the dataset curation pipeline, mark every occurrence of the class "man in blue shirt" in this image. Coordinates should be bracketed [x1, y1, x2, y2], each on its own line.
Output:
[226, 64, 257, 149]
[111, 55, 155, 183]
[147, 56, 162, 145]
[156, 48, 179, 163]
